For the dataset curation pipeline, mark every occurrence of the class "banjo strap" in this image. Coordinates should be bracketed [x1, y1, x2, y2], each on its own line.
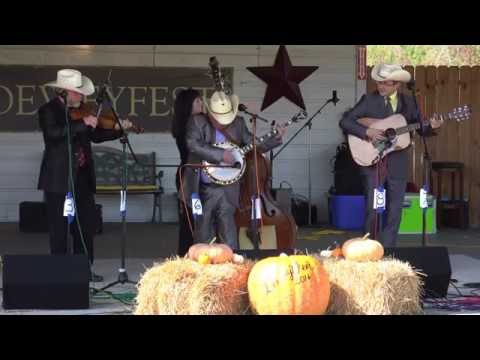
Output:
[208, 115, 239, 146]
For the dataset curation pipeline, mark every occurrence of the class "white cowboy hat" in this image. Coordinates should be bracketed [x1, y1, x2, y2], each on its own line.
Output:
[204, 91, 239, 126]
[45, 69, 95, 96]
[371, 64, 411, 83]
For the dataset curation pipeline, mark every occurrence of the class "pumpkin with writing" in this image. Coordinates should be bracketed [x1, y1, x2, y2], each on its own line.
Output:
[341, 233, 384, 262]
[187, 238, 234, 264]
[248, 253, 330, 315]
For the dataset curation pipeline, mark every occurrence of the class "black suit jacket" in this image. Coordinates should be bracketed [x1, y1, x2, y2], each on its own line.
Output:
[37, 97, 122, 194]
[339, 91, 429, 179]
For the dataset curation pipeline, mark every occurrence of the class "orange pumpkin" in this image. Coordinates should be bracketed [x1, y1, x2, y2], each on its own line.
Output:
[248, 253, 330, 315]
[341, 233, 384, 262]
[331, 247, 343, 258]
[188, 238, 233, 264]
[320, 242, 343, 259]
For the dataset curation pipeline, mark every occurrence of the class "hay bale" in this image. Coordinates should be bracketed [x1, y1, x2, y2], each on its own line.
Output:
[134, 257, 254, 315]
[316, 256, 423, 315]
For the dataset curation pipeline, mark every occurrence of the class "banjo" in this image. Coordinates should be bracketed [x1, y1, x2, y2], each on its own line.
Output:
[202, 57, 307, 185]
[202, 111, 306, 185]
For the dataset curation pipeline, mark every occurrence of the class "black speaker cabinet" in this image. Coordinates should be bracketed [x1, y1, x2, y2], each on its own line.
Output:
[2, 255, 90, 310]
[19, 201, 49, 233]
[384, 247, 452, 298]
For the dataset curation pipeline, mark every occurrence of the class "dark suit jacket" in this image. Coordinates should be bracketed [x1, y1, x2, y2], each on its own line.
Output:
[37, 97, 122, 194]
[182, 113, 282, 207]
[339, 91, 428, 179]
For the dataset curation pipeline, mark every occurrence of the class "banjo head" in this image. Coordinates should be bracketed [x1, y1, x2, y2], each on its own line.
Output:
[203, 142, 246, 185]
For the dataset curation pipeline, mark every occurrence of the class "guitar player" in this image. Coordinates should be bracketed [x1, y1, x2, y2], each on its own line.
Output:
[340, 63, 444, 247]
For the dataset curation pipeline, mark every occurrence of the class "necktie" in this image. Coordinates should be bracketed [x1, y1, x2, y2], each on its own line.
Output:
[385, 96, 394, 116]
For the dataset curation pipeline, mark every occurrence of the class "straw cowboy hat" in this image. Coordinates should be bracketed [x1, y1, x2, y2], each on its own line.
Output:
[371, 64, 412, 83]
[45, 69, 95, 96]
[204, 91, 239, 126]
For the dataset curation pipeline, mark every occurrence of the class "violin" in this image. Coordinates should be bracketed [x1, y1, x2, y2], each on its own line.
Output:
[69, 102, 144, 134]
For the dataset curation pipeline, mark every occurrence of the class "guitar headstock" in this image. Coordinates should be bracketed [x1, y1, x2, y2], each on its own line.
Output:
[208, 56, 231, 95]
[447, 105, 472, 123]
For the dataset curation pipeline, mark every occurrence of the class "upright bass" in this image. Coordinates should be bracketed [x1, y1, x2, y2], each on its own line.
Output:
[234, 114, 304, 250]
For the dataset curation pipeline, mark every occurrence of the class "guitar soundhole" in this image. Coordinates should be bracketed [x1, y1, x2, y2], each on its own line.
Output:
[385, 128, 396, 140]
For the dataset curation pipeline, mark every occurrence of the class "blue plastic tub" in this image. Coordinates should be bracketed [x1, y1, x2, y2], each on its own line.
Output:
[329, 195, 366, 230]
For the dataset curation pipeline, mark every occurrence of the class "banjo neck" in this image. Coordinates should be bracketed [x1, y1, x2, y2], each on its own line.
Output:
[240, 111, 306, 154]
[240, 127, 283, 154]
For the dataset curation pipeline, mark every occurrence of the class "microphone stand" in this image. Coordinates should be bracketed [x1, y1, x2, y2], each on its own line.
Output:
[269, 120, 276, 189]
[409, 82, 431, 247]
[62, 93, 95, 282]
[62, 93, 75, 257]
[96, 78, 137, 291]
[272, 94, 337, 226]
[250, 113, 261, 250]
[238, 105, 273, 190]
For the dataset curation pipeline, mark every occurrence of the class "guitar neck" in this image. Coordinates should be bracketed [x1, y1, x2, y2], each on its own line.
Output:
[395, 110, 457, 135]
[396, 122, 421, 135]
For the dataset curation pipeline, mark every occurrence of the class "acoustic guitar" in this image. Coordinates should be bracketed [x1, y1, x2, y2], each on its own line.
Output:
[348, 105, 471, 166]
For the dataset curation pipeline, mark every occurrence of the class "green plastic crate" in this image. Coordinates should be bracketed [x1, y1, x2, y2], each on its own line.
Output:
[398, 193, 437, 234]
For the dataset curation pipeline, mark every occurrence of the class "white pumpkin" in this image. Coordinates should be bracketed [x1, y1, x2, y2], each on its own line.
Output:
[341, 233, 384, 262]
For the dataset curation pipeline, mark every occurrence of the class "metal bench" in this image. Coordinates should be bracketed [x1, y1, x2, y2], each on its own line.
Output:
[92, 146, 164, 223]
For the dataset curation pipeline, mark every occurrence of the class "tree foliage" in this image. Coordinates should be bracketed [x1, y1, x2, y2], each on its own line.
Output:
[367, 45, 480, 66]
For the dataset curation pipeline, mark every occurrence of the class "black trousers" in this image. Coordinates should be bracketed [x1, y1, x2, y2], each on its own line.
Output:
[361, 166, 407, 248]
[176, 168, 194, 256]
[194, 183, 238, 250]
[44, 168, 96, 264]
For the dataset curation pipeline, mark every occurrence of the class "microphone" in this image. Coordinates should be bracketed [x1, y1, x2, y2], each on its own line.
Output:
[96, 70, 112, 105]
[331, 90, 339, 106]
[96, 85, 107, 105]
[407, 80, 416, 91]
[238, 103, 248, 112]
[238, 104, 270, 123]
[60, 90, 68, 102]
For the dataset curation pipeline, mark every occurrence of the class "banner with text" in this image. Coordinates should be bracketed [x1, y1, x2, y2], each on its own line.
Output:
[0, 65, 233, 132]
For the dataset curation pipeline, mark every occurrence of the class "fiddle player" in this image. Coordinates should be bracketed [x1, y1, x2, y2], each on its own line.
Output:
[182, 90, 286, 250]
[38, 69, 133, 282]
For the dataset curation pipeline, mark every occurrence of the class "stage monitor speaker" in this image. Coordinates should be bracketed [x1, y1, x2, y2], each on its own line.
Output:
[236, 249, 294, 260]
[384, 247, 452, 298]
[2, 255, 90, 310]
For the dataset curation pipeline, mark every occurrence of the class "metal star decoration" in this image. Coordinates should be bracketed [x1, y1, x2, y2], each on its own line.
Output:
[247, 45, 318, 111]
